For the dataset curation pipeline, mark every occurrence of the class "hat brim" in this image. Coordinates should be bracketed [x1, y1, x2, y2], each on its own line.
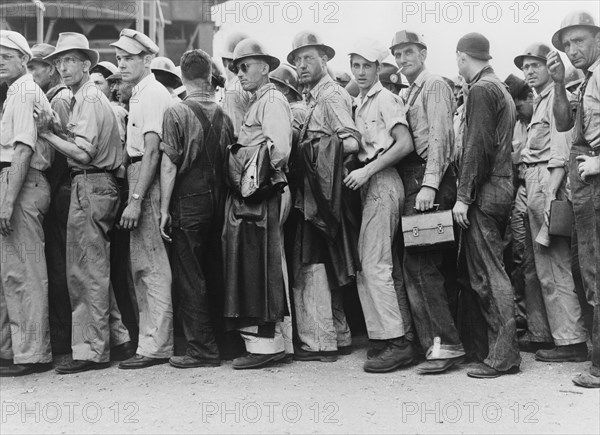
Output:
[286, 44, 335, 65]
[514, 54, 547, 69]
[389, 42, 427, 54]
[552, 24, 600, 51]
[44, 47, 99, 69]
[230, 55, 280, 73]
[151, 67, 181, 81]
[107, 73, 122, 82]
[27, 57, 53, 66]
[110, 39, 144, 55]
[270, 76, 301, 98]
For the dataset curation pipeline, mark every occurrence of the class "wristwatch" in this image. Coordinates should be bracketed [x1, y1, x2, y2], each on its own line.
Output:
[131, 193, 141, 201]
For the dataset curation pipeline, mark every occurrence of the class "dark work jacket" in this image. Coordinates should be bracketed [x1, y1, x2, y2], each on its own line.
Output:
[294, 133, 360, 288]
[457, 66, 516, 221]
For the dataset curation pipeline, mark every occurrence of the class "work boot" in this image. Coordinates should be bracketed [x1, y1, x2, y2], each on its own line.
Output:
[0, 363, 53, 377]
[572, 372, 600, 389]
[366, 341, 386, 360]
[169, 355, 221, 369]
[535, 343, 588, 362]
[363, 337, 415, 373]
[232, 352, 285, 369]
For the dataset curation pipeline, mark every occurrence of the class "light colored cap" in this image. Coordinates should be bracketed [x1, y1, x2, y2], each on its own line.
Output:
[349, 38, 389, 64]
[0, 30, 33, 57]
[110, 28, 159, 55]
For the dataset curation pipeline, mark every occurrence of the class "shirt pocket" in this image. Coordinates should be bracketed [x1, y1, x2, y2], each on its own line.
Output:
[527, 121, 550, 151]
[583, 107, 600, 143]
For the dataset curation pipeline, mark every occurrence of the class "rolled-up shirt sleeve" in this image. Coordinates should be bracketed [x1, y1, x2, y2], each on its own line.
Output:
[457, 85, 496, 204]
[142, 94, 172, 139]
[160, 108, 184, 167]
[423, 79, 454, 190]
[10, 92, 38, 150]
[381, 92, 409, 134]
[262, 97, 292, 171]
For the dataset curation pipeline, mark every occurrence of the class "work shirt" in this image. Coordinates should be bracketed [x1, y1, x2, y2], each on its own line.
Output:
[400, 69, 455, 189]
[457, 66, 516, 205]
[161, 90, 234, 175]
[512, 119, 528, 165]
[66, 79, 122, 171]
[47, 83, 72, 130]
[522, 82, 570, 168]
[127, 73, 172, 157]
[237, 83, 292, 172]
[0, 73, 52, 171]
[222, 76, 251, 138]
[354, 81, 408, 163]
[305, 74, 360, 143]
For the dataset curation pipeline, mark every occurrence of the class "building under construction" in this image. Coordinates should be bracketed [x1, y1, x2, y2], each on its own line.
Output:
[0, 0, 227, 63]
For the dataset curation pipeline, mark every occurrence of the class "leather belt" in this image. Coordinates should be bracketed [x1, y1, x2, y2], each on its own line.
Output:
[129, 156, 143, 164]
[0, 162, 11, 171]
[71, 168, 112, 178]
[522, 161, 546, 168]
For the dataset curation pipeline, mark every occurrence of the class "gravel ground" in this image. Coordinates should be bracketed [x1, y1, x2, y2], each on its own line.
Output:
[1, 335, 598, 434]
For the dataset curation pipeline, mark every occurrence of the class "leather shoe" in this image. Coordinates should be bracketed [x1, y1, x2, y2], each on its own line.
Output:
[535, 343, 588, 362]
[119, 354, 168, 370]
[467, 363, 519, 379]
[55, 360, 110, 374]
[572, 372, 600, 389]
[232, 352, 285, 369]
[337, 345, 352, 355]
[0, 363, 53, 377]
[293, 347, 337, 362]
[169, 355, 221, 369]
[417, 356, 465, 374]
[110, 341, 137, 362]
[0, 358, 13, 367]
[363, 338, 415, 373]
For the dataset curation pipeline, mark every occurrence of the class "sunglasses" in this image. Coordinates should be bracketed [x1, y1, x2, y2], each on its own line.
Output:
[232, 61, 260, 74]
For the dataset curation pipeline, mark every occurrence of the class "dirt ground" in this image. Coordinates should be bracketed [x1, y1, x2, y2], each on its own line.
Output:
[1, 335, 598, 434]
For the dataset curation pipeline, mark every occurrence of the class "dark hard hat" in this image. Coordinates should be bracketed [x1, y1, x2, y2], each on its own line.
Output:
[222, 32, 250, 59]
[390, 30, 427, 54]
[379, 64, 407, 89]
[287, 30, 335, 64]
[552, 11, 600, 52]
[514, 43, 551, 69]
[270, 64, 301, 98]
[456, 32, 492, 60]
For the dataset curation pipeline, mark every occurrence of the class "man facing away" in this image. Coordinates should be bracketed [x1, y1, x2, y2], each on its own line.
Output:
[159, 49, 234, 369]
[453, 32, 521, 379]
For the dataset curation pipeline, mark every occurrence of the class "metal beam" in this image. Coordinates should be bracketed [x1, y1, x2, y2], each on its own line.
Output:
[136, 0, 144, 32]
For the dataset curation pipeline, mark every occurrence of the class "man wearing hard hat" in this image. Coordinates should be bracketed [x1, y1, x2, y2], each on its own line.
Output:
[221, 32, 252, 139]
[547, 11, 600, 389]
[345, 38, 416, 373]
[391, 30, 466, 374]
[221, 38, 293, 369]
[0, 30, 53, 377]
[287, 30, 361, 363]
[111, 29, 174, 370]
[514, 43, 589, 363]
